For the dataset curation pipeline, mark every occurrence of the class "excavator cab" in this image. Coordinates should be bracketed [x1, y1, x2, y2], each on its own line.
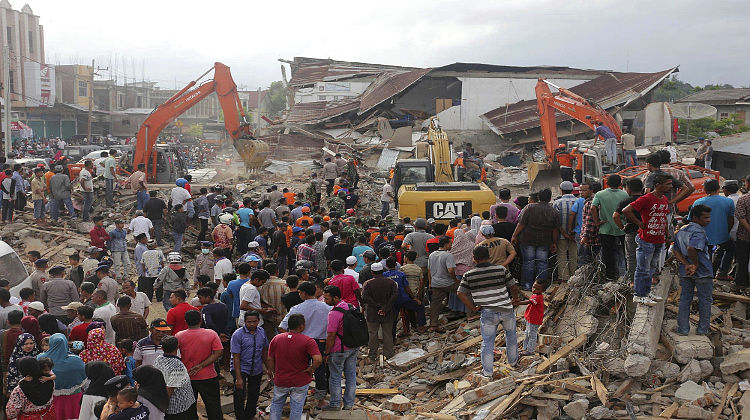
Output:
[392, 159, 434, 204]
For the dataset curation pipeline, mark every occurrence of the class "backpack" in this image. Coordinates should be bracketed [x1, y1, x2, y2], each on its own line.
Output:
[331, 304, 369, 349]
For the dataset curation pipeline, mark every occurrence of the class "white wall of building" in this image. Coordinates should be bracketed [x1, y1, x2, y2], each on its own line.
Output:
[439, 77, 588, 130]
[295, 80, 370, 103]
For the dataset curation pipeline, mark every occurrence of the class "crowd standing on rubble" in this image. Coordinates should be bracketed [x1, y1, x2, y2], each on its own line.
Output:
[0, 143, 744, 419]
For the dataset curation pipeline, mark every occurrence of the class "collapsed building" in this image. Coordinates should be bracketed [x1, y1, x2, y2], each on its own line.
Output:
[271, 57, 678, 171]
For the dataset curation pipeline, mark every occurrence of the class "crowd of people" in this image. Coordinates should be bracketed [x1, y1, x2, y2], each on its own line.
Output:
[0, 145, 746, 420]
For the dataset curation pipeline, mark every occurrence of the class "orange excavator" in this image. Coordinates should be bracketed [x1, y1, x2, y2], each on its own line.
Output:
[529, 78, 622, 191]
[531, 78, 719, 213]
[131, 62, 268, 182]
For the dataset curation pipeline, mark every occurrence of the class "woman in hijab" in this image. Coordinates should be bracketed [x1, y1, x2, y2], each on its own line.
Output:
[133, 365, 168, 420]
[78, 362, 114, 420]
[37, 315, 61, 337]
[21, 316, 42, 347]
[8, 333, 40, 391]
[79, 328, 125, 375]
[449, 228, 474, 313]
[5, 357, 55, 419]
[37, 333, 86, 420]
[467, 215, 482, 243]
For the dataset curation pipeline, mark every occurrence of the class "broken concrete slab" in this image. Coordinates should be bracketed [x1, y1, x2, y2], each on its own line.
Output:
[588, 405, 615, 419]
[461, 376, 514, 404]
[626, 274, 672, 361]
[678, 359, 713, 383]
[720, 347, 750, 375]
[650, 360, 680, 380]
[623, 354, 651, 377]
[675, 380, 708, 403]
[554, 295, 599, 342]
[739, 390, 750, 419]
[387, 348, 427, 368]
[662, 320, 714, 364]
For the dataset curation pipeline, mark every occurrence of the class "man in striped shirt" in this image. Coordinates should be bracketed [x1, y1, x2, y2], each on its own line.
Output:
[553, 181, 579, 281]
[457, 246, 520, 377]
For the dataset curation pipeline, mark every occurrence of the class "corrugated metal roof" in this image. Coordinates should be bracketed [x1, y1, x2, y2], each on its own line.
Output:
[710, 131, 750, 156]
[676, 88, 750, 105]
[432, 62, 606, 77]
[376, 147, 403, 170]
[287, 57, 420, 87]
[480, 67, 678, 136]
[286, 99, 361, 124]
[358, 68, 433, 114]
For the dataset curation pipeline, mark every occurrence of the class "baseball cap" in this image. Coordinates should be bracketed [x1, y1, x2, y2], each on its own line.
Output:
[150, 319, 171, 332]
[427, 218, 436, 224]
[560, 181, 574, 191]
[34, 258, 48, 266]
[28, 301, 44, 312]
[345, 256, 358, 265]
[723, 179, 738, 188]
[95, 264, 110, 272]
[301, 206, 310, 212]
[292, 227, 304, 233]
[104, 376, 130, 396]
[48, 265, 66, 274]
[248, 241, 259, 248]
[248, 255, 262, 262]
[362, 250, 377, 259]
[371, 262, 384, 272]
[87, 246, 102, 254]
[61, 302, 83, 311]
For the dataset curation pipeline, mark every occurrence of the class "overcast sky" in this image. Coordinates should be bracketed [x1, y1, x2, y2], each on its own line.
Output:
[32, 0, 749, 90]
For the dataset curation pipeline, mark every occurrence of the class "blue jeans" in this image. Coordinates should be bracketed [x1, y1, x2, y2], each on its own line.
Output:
[328, 349, 358, 408]
[677, 277, 713, 335]
[33, 199, 45, 219]
[105, 178, 114, 206]
[624, 150, 638, 167]
[162, 289, 175, 312]
[634, 237, 663, 297]
[480, 308, 518, 376]
[381, 201, 390, 219]
[49, 197, 77, 221]
[136, 190, 149, 210]
[173, 232, 184, 253]
[270, 384, 309, 420]
[82, 191, 94, 221]
[521, 245, 549, 289]
[523, 322, 539, 352]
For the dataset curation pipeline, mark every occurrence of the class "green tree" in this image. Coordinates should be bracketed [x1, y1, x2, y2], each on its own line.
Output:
[266, 81, 287, 116]
[651, 76, 696, 102]
[186, 124, 203, 137]
[678, 112, 749, 138]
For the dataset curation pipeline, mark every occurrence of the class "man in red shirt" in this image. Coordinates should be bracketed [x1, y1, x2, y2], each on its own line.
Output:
[624, 173, 672, 306]
[175, 310, 224, 420]
[89, 215, 110, 250]
[327, 260, 361, 307]
[166, 289, 198, 335]
[268, 313, 322, 420]
[69, 305, 94, 347]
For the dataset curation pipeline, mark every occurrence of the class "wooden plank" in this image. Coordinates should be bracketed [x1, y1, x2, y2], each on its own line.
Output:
[713, 291, 750, 304]
[611, 379, 633, 400]
[455, 335, 483, 351]
[591, 374, 608, 405]
[659, 401, 678, 418]
[415, 412, 455, 420]
[712, 383, 737, 420]
[535, 334, 587, 372]
[486, 384, 526, 420]
[354, 388, 400, 395]
[394, 365, 422, 381]
[533, 393, 571, 400]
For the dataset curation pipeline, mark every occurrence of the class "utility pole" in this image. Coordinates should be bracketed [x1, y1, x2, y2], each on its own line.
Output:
[4, 45, 10, 158]
[87, 58, 94, 141]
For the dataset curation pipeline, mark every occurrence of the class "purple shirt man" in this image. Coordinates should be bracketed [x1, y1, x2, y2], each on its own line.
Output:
[595, 125, 616, 140]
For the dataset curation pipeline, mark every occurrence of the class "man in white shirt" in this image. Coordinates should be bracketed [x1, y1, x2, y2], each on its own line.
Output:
[381, 183, 394, 219]
[92, 289, 117, 344]
[344, 256, 360, 283]
[122, 279, 151, 318]
[129, 210, 154, 240]
[171, 184, 192, 207]
[78, 159, 95, 222]
[213, 251, 234, 293]
[238, 270, 272, 327]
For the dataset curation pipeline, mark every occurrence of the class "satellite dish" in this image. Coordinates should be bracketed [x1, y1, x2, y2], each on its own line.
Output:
[669, 102, 717, 120]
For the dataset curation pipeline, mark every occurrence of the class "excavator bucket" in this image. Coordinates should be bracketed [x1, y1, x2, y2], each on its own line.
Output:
[234, 138, 270, 172]
[527, 161, 561, 192]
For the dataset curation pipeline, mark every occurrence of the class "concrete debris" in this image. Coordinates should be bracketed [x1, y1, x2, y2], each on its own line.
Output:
[384, 394, 411, 411]
[721, 348, 750, 375]
[623, 354, 651, 377]
[588, 405, 615, 419]
[675, 381, 709, 403]
[562, 398, 589, 420]
[387, 348, 427, 368]
[676, 404, 712, 419]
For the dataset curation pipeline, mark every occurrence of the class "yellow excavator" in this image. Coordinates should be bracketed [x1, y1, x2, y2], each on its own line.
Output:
[392, 117, 496, 221]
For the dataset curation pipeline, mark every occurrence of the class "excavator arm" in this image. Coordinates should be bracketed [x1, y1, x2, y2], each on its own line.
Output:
[536, 78, 621, 163]
[133, 62, 266, 181]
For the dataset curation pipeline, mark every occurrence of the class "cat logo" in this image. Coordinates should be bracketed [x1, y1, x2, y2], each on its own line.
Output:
[426, 201, 472, 220]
